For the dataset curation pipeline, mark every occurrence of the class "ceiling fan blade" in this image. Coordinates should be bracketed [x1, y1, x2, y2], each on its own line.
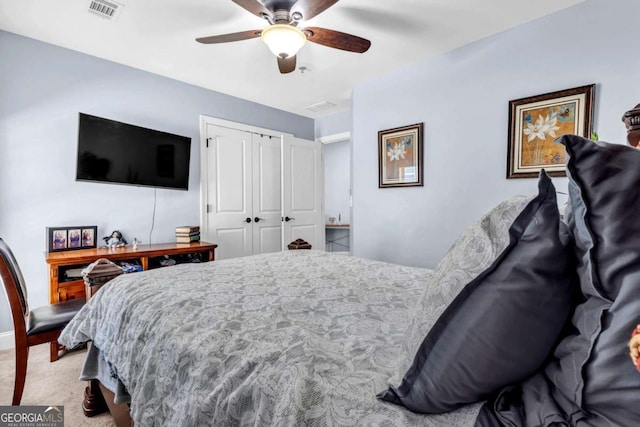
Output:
[196, 30, 261, 44]
[232, 0, 271, 18]
[277, 55, 297, 74]
[304, 27, 371, 53]
[292, 0, 338, 20]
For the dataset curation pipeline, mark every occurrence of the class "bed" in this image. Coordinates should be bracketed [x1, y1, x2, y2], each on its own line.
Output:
[59, 250, 483, 426]
[60, 107, 640, 426]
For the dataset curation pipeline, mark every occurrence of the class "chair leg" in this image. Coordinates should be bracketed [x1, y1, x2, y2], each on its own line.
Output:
[50, 341, 59, 363]
[12, 343, 28, 405]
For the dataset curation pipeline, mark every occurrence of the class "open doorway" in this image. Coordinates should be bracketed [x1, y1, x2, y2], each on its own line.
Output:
[323, 139, 351, 252]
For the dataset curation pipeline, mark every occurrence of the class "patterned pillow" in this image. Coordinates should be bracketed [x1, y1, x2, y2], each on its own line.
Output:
[379, 171, 576, 413]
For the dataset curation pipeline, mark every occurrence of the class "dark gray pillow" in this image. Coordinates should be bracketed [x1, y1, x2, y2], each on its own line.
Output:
[540, 135, 640, 425]
[379, 171, 576, 413]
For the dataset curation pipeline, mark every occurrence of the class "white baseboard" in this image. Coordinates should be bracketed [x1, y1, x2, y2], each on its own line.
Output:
[0, 331, 14, 351]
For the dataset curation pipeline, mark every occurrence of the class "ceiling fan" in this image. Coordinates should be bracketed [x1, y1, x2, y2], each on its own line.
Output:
[196, 0, 371, 74]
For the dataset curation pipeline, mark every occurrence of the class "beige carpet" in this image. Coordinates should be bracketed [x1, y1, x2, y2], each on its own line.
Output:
[0, 343, 116, 426]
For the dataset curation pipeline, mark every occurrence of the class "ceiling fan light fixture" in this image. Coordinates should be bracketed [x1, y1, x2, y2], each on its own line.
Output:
[261, 24, 306, 58]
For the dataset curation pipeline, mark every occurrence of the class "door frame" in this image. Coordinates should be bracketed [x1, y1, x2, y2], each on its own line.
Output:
[199, 115, 293, 246]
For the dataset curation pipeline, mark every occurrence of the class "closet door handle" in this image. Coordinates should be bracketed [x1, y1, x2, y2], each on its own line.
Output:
[284, 216, 295, 222]
[254, 217, 265, 223]
[244, 217, 252, 223]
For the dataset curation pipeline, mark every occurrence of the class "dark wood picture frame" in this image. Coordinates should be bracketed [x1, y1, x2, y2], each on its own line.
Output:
[378, 123, 424, 188]
[507, 84, 595, 179]
[46, 226, 97, 252]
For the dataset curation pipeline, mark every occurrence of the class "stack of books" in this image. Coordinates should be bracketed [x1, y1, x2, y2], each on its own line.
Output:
[175, 225, 200, 243]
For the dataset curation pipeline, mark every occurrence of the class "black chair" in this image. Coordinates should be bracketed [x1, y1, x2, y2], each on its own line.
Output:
[0, 238, 85, 405]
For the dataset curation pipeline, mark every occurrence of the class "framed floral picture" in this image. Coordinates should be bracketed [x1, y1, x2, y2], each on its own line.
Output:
[507, 84, 595, 179]
[378, 123, 424, 188]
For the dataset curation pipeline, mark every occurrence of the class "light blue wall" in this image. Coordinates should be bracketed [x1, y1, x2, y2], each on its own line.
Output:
[0, 30, 314, 334]
[351, 0, 640, 268]
[315, 110, 351, 139]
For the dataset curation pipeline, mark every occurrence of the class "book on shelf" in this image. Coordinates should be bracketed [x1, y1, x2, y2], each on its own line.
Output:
[175, 225, 200, 234]
[176, 233, 201, 243]
[175, 230, 201, 237]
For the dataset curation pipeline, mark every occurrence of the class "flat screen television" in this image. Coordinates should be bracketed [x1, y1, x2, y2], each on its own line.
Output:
[76, 113, 191, 190]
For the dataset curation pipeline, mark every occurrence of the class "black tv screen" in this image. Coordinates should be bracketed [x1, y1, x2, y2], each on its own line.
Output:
[76, 113, 191, 190]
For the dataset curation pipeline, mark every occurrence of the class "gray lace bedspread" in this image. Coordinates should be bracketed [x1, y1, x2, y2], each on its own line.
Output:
[59, 250, 482, 426]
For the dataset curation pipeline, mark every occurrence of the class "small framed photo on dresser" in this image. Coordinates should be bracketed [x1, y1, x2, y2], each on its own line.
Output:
[81, 227, 96, 248]
[47, 225, 97, 252]
[68, 229, 81, 248]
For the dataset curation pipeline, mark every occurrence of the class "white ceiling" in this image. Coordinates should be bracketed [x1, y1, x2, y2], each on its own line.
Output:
[0, 0, 585, 118]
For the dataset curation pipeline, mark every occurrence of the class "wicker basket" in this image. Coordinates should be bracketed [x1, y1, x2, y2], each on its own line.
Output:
[82, 258, 124, 286]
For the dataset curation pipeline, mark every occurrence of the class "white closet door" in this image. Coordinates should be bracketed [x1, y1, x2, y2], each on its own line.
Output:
[282, 137, 325, 250]
[205, 125, 253, 260]
[252, 134, 282, 254]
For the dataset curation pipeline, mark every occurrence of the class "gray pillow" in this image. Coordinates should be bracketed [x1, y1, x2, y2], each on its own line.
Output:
[540, 135, 640, 425]
[379, 171, 576, 413]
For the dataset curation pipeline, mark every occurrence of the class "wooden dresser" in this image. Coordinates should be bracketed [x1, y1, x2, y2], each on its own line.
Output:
[45, 241, 217, 304]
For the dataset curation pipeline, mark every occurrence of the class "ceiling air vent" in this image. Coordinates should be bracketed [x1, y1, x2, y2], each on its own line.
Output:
[305, 101, 336, 113]
[88, 0, 123, 20]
